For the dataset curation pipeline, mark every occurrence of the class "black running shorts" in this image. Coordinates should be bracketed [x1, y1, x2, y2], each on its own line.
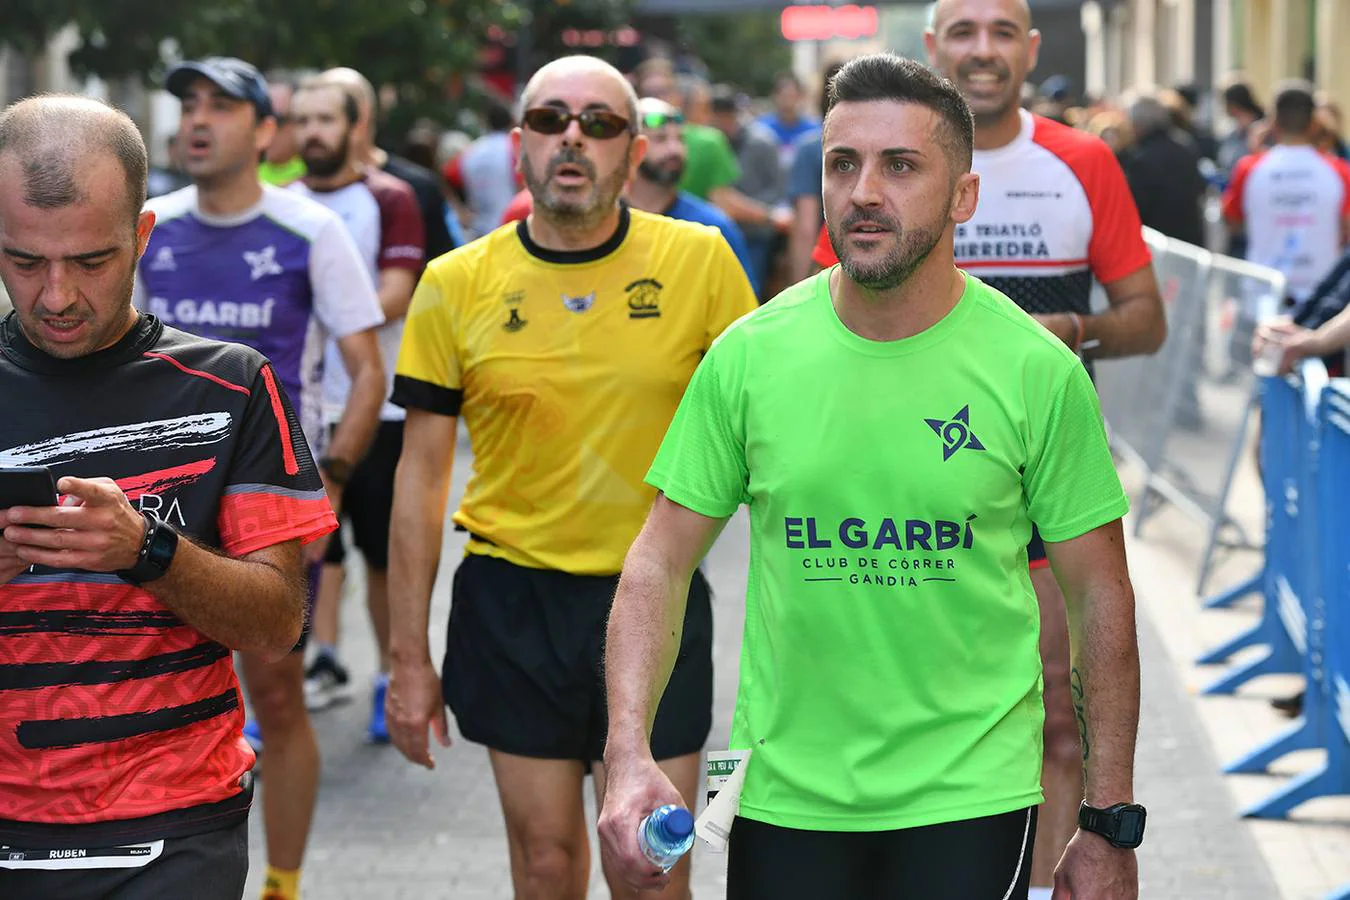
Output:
[0, 820, 248, 900]
[442, 553, 713, 761]
[726, 807, 1037, 900]
[323, 419, 404, 570]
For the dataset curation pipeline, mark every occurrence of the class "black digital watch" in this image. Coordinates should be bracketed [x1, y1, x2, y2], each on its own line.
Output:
[117, 510, 179, 586]
[1078, 801, 1147, 849]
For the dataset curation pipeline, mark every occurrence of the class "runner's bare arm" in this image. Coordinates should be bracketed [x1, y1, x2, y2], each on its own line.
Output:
[387, 408, 457, 665]
[377, 268, 419, 322]
[385, 408, 457, 767]
[1038, 265, 1165, 359]
[710, 185, 791, 233]
[326, 327, 385, 468]
[2, 476, 305, 661]
[788, 195, 823, 284]
[1043, 518, 1140, 808]
[603, 493, 728, 761]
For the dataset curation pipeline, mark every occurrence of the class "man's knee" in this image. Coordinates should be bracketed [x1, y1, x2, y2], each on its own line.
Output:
[245, 659, 308, 732]
[517, 835, 586, 889]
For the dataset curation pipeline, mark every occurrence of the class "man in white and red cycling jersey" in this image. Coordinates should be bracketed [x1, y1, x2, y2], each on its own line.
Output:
[1223, 79, 1350, 308]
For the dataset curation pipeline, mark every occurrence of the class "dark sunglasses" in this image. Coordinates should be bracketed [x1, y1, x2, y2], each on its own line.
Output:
[522, 107, 632, 140]
[640, 111, 684, 129]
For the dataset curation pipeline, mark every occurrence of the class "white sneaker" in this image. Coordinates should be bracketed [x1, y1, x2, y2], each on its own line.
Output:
[303, 653, 352, 711]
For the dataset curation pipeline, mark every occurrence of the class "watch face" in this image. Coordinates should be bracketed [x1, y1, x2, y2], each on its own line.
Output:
[1116, 807, 1146, 845]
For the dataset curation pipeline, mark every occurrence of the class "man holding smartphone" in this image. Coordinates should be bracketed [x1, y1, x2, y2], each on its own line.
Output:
[0, 95, 335, 897]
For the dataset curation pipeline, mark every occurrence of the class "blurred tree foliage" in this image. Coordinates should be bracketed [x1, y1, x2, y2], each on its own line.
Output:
[1, 0, 634, 138]
[673, 10, 791, 97]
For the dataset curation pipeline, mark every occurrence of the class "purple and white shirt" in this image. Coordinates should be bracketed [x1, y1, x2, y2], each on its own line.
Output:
[134, 185, 384, 451]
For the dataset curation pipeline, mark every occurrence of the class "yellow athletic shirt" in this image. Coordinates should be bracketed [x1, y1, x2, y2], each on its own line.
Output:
[392, 204, 757, 575]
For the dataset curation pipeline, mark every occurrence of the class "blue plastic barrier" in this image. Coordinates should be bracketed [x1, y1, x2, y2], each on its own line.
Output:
[1315, 383, 1350, 896]
[1196, 365, 1325, 694]
[1222, 363, 1327, 782]
[1205, 362, 1350, 825]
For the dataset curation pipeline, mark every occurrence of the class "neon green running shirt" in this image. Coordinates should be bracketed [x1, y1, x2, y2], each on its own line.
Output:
[646, 270, 1129, 831]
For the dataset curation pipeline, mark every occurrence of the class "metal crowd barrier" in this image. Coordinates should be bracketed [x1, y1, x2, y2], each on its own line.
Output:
[1094, 230, 1286, 596]
[1196, 363, 1350, 900]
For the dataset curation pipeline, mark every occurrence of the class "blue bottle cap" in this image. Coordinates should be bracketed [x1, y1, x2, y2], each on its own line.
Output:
[663, 807, 694, 839]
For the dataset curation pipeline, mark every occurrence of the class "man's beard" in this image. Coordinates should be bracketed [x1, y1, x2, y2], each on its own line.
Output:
[828, 205, 947, 291]
[638, 157, 684, 187]
[521, 145, 631, 227]
[301, 132, 351, 178]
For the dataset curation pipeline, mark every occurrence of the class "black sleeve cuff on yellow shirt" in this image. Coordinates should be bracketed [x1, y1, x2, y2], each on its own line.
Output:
[391, 375, 463, 416]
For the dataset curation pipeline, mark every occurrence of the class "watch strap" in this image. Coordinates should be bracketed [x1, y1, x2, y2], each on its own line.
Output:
[117, 510, 179, 586]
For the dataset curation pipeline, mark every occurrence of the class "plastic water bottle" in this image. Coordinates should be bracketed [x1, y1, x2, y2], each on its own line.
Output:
[637, 804, 695, 871]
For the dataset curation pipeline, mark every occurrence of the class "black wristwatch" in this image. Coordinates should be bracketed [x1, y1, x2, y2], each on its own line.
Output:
[318, 456, 353, 487]
[1079, 801, 1147, 849]
[117, 510, 180, 586]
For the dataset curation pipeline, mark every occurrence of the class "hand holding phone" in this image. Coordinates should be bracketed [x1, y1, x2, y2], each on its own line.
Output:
[0, 466, 57, 584]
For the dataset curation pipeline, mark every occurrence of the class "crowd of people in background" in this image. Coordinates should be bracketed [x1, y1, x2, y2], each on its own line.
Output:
[124, 56, 1350, 319]
[1, 54, 1342, 322]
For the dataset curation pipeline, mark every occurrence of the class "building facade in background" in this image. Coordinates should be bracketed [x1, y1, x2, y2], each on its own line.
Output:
[1088, 0, 1350, 118]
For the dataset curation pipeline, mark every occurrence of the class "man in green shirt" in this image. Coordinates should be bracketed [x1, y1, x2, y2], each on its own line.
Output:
[598, 54, 1144, 899]
[258, 80, 306, 186]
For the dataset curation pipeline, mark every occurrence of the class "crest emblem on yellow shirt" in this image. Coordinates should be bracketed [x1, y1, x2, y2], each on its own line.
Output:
[503, 308, 528, 332]
[502, 289, 527, 332]
[562, 291, 596, 313]
[625, 278, 662, 319]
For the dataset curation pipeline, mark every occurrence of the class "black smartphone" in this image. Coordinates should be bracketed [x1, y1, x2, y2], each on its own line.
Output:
[0, 466, 59, 511]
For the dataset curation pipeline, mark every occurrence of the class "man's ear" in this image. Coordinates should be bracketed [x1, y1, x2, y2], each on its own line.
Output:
[951, 171, 980, 225]
[135, 210, 157, 260]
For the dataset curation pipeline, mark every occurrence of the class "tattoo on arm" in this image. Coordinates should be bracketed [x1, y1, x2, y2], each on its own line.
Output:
[1070, 666, 1090, 761]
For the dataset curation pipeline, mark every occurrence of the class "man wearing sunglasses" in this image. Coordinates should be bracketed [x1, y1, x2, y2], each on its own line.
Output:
[385, 54, 757, 900]
[626, 98, 759, 296]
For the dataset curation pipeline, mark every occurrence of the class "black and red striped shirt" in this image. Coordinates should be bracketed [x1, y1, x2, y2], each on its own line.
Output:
[0, 312, 335, 846]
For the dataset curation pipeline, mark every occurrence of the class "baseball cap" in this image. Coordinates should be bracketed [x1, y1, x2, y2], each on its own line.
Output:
[1039, 75, 1074, 103]
[165, 57, 273, 119]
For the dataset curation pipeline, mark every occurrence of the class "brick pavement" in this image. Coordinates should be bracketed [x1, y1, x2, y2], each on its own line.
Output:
[240, 431, 1298, 898]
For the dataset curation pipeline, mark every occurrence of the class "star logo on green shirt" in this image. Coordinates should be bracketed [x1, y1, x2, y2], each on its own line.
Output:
[925, 405, 986, 461]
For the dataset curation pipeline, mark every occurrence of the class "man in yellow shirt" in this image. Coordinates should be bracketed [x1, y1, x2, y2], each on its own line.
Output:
[384, 54, 756, 900]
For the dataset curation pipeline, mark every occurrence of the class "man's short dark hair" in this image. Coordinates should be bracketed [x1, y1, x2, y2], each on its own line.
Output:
[0, 95, 147, 225]
[485, 102, 514, 133]
[1274, 80, 1316, 136]
[1224, 82, 1264, 118]
[825, 53, 974, 173]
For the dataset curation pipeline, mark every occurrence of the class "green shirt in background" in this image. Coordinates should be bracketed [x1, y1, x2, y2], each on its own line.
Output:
[258, 156, 307, 186]
[646, 271, 1129, 832]
[678, 124, 740, 200]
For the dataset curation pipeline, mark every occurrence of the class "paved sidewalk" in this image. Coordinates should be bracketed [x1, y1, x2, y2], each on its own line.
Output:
[237, 431, 1317, 898]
